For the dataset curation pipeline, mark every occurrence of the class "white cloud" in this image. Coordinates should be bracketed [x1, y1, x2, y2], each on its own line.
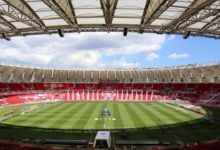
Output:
[104, 44, 161, 56]
[168, 53, 189, 59]
[146, 53, 159, 61]
[167, 35, 175, 41]
[0, 32, 166, 68]
[94, 57, 139, 69]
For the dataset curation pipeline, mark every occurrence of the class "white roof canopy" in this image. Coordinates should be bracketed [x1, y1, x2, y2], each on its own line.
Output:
[0, 0, 220, 39]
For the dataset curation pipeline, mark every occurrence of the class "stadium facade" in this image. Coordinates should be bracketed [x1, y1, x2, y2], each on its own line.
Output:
[1, 61, 220, 84]
[1, 0, 220, 149]
[0, 62, 220, 150]
[0, 61, 220, 106]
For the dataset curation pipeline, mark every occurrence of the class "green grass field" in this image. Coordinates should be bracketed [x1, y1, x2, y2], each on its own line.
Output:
[2, 102, 203, 129]
[0, 101, 219, 146]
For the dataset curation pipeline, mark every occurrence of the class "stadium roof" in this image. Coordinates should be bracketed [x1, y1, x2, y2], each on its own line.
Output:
[1, 60, 220, 83]
[0, 0, 220, 40]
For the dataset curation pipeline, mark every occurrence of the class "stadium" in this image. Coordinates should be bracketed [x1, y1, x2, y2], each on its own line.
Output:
[0, 0, 220, 150]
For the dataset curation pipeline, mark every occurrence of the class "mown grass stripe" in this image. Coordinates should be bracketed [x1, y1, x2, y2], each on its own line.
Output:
[24, 103, 71, 127]
[73, 103, 99, 129]
[157, 103, 196, 120]
[153, 105, 188, 124]
[131, 103, 157, 127]
[159, 104, 196, 121]
[122, 103, 145, 128]
[116, 103, 135, 128]
[71, 103, 95, 129]
[60, 103, 92, 129]
[3, 103, 66, 125]
[94, 102, 108, 129]
[60, 103, 86, 124]
[46, 103, 83, 129]
[112, 103, 124, 129]
[3, 103, 60, 123]
[136, 103, 167, 127]
[103, 103, 114, 129]
[128, 103, 149, 127]
[83, 103, 103, 129]
[141, 103, 176, 125]
[26, 103, 62, 116]
[2, 102, 208, 131]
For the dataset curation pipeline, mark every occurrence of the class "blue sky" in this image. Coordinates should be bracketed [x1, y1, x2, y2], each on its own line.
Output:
[0, 32, 219, 69]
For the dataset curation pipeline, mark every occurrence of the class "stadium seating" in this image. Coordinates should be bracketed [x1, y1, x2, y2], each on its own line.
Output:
[186, 84, 197, 89]
[2, 81, 219, 106]
[111, 84, 125, 90]
[7, 83, 26, 91]
[164, 148, 183, 150]
[193, 84, 213, 92]
[0, 142, 20, 149]
[152, 84, 165, 90]
[22, 83, 33, 89]
[187, 145, 219, 150]
[0, 142, 57, 150]
[0, 89, 205, 105]
[197, 92, 220, 107]
[116, 140, 160, 147]
[133, 84, 145, 89]
[211, 84, 220, 91]
[3, 95, 26, 104]
[33, 83, 50, 91]
[172, 84, 186, 91]
[185, 139, 220, 150]
[0, 83, 218, 97]
[0, 100, 7, 106]
[0, 83, 8, 89]
[199, 92, 216, 100]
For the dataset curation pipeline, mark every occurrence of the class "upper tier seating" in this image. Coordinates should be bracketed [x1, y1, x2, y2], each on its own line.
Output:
[0, 83, 218, 92]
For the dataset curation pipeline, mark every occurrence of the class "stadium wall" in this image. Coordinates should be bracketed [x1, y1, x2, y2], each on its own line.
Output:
[1, 63, 220, 83]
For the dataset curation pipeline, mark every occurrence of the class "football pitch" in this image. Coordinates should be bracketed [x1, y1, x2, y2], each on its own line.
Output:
[0, 101, 220, 144]
[2, 102, 204, 129]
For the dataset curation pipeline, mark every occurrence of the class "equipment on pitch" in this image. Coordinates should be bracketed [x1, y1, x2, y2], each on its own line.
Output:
[100, 108, 111, 116]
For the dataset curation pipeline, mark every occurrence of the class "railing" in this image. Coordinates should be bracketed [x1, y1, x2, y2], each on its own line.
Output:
[0, 90, 64, 96]
[1, 60, 220, 71]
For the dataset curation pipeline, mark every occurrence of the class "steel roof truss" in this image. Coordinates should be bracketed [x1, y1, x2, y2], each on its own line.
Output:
[0, 25, 12, 33]
[100, 0, 118, 32]
[140, 0, 150, 25]
[208, 24, 220, 32]
[1, 27, 220, 39]
[0, 1, 48, 34]
[171, 5, 220, 33]
[42, 0, 80, 33]
[140, 0, 178, 33]
[201, 15, 220, 32]
[3, 0, 47, 30]
[158, 0, 216, 34]
[0, 16, 16, 33]
[54, 0, 78, 25]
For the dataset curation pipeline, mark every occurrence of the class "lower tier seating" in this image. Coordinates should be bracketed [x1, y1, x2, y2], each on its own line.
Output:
[0, 90, 202, 106]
